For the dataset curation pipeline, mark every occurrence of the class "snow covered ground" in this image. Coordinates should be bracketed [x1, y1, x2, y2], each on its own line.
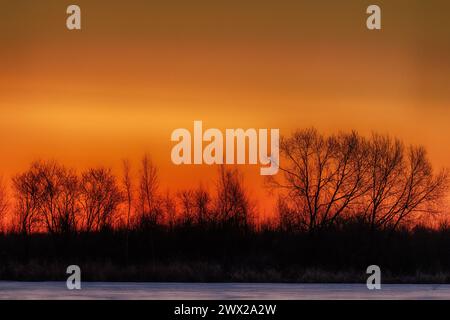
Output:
[1, 282, 450, 300]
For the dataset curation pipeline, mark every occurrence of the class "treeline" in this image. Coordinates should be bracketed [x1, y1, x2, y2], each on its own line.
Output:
[0, 128, 448, 236]
[1, 128, 450, 282]
[0, 157, 253, 235]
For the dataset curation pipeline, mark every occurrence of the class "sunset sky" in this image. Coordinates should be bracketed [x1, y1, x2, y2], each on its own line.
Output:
[1, 0, 450, 217]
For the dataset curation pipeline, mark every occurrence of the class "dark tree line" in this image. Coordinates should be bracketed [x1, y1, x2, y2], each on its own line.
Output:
[0, 128, 449, 282]
[3, 157, 252, 235]
[0, 128, 448, 236]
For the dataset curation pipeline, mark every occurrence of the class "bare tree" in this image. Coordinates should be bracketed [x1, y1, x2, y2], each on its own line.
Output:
[0, 177, 9, 232]
[178, 189, 195, 226]
[122, 159, 133, 232]
[137, 154, 161, 226]
[79, 167, 123, 232]
[122, 159, 134, 263]
[163, 190, 177, 229]
[272, 128, 369, 232]
[32, 161, 79, 235]
[177, 186, 211, 226]
[276, 195, 298, 232]
[12, 162, 44, 234]
[12, 161, 80, 235]
[214, 166, 251, 229]
[362, 135, 449, 230]
[194, 185, 211, 226]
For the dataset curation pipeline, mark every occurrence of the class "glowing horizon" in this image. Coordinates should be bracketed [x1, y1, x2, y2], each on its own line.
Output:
[1, 1, 450, 223]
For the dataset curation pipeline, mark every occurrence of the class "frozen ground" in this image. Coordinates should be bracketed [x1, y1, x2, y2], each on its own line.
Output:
[1, 282, 450, 300]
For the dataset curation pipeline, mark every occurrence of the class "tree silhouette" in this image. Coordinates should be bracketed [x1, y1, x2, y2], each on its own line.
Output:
[33, 160, 79, 235]
[177, 185, 211, 226]
[137, 154, 162, 227]
[272, 128, 369, 232]
[362, 134, 449, 230]
[0, 177, 8, 232]
[178, 189, 196, 226]
[273, 128, 449, 232]
[122, 159, 133, 262]
[194, 185, 211, 226]
[163, 190, 177, 229]
[122, 159, 133, 232]
[214, 166, 252, 229]
[4, 128, 449, 235]
[12, 162, 44, 234]
[79, 167, 123, 232]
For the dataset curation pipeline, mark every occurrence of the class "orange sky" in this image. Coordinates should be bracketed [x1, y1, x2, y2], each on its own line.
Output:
[1, 1, 450, 218]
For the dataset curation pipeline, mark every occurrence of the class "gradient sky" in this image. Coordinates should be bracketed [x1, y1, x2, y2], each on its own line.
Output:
[1, 0, 450, 218]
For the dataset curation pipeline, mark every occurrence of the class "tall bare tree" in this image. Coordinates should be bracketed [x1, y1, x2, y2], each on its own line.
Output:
[32, 161, 79, 235]
[214, 166, 251, 229]
[137, 154, 161, 226]
[177, 186, 211, 226]
[122, 159, 133, 232]
[12, 162, 44, 234]
[0, 177, 9, 232]
[363, 135, 449, 230]
[163, 190, 177, 229]
[194, 185, 211, 226]
[178, 189, 195, 226]
[272, 128, 369, 232]
[79, 167, 123, 232]
[122, 159, 133, 263]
